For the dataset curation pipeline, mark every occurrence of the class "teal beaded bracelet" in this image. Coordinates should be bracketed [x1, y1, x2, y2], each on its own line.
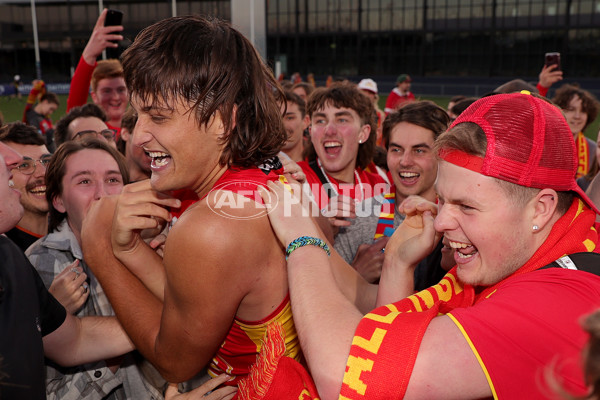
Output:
[285, 236, 331, 260]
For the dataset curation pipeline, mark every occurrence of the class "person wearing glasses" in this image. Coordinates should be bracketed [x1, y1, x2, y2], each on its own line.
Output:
[54, 103, 117, 149]
[0, 122, 52, 251]
[1, 122, 98, 324]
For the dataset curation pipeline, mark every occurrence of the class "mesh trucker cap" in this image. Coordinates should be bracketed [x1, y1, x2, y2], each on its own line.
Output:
[440, 92, 600, 214]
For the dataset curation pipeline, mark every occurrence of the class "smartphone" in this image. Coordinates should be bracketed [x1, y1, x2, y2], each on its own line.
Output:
[105, 9, 123, 26]
[544, 52, 561, 71]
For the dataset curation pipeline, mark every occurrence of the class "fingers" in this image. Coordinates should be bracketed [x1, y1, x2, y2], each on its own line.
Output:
[329, 217, 352, 227]
[398, 195, 438, 216]
[208, 385, 238, 400]
[281, 158, 307, 184]
[372, 236, 390, 251]
[164, 375, 237, 400]
[322, 196, 356, 219]
[199, 374, 233, 394]
[49, 262, 91, 314]
[114, 184, 181, 233]
[94, 9, 108, 30]
[417, 210, 441, 255]
[95, 9, 124, 34]
[258, 183, 276, 208]
[164, 383, 179, 400]
[149, 233, 167, 250]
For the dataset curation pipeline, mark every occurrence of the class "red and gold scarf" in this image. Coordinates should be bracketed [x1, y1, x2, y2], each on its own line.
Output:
[576, 132, 590, 178]
[340, 198, 598, 399]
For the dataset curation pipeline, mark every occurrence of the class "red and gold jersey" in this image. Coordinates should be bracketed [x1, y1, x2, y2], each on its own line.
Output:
[208, 293, 302, 384]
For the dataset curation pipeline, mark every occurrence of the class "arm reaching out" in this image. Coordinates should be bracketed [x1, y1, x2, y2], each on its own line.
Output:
[259, 181, 364, 400]
[43, 313, 134, 367]
[67, 9, 124, 110]
[82, 9, 124, 65]
[537, 64, 563, 96]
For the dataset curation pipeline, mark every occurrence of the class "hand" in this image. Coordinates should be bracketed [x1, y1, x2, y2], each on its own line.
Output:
[111, 180, 180, 258]
[259, 180, 320, 247]
[321, 195, 356, 228]
[82, 195, 118, 253]
[32, 79, 46, 92]
[279, 155, 306, 184]
[386, 198, 440, 270]
[82, 8, 124, 65]
[48, 260, 90, 314]
[538, 63, 563, 89]
[164, 375, 237, 400]
[352, 236, 390, 283]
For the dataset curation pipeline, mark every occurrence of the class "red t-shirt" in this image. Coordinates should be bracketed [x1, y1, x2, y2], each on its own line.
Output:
[449, 268, 600, 399]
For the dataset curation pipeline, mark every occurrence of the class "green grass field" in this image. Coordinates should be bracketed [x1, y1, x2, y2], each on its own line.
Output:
[2, 93, 598, 141]
[0, 94, 71, 127]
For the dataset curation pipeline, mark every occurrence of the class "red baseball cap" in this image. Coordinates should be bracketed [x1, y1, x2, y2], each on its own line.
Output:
[439, 92, 599, 215]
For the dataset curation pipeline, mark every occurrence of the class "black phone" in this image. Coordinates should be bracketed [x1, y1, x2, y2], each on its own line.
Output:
[105, 9, 123, 26]
[544, 52, 561, 71]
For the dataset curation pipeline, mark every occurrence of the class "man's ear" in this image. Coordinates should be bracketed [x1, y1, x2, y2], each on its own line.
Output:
[531, 188, 559, 232]
[53, 196, 66, 214]
[358, 123, 371, 144]
[215, 106, 237, 139]
[120, 128, 131, 142]
[302, 114, 310, 130]
[90, 91, 98, 104]
[228, 105, 238, 132]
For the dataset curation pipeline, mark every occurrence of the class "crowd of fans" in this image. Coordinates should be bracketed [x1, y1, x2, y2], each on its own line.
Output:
[2, 9, 600, 400]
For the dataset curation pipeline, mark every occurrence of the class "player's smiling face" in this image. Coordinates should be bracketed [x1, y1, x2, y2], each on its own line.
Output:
[131, 95, 226, 196]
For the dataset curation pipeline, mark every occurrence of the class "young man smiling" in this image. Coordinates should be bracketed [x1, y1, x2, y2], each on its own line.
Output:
[81, 15, 304, 391]
[0, 122, 52, 251]
[334, 101, 451, 287]
[300, 83, 387, 228]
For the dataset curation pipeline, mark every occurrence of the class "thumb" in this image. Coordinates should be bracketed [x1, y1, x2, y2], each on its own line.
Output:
[164, 383, 179, 400]
[355, 243, 370, 256]
[422, 211, 437, 249]
[372, 236, 390, 250]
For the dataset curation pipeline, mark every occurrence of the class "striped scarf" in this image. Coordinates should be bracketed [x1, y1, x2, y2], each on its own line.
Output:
[576, 131, 590, 178]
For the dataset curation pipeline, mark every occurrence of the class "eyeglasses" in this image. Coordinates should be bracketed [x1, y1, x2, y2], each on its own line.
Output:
[13, 155, 52, 175]
[73, 129, 116, 142]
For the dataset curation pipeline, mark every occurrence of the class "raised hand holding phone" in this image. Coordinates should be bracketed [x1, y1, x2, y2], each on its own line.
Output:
[82, 8, 124, 64]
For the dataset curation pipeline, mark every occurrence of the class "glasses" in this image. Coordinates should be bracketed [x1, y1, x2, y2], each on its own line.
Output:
[13, 156, 52, 175]
[73, 129, 116, 142]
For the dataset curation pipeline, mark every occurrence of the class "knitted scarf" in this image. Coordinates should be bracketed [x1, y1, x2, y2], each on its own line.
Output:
[340, 198, 598, 399]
